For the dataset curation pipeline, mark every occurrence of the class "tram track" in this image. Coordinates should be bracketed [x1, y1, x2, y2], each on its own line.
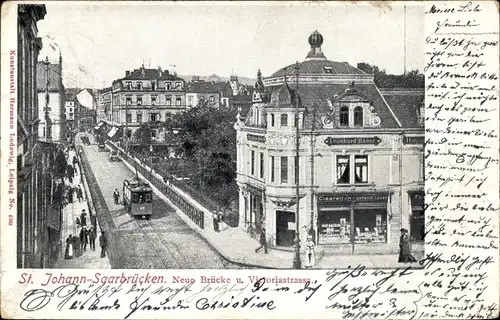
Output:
[134, 218, 182, 269]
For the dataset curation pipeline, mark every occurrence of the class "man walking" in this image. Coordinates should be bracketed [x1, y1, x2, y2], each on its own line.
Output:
[255, 227, 268, 254]
[80, 209, 87, 227]
[99, 231, 108, 258]
[89, 226, 96, 251]
[113, 189, 120, 204]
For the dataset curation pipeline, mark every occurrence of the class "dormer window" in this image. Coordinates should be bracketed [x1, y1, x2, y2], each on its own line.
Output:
[353, 106, 364, 126]
[126, 82, 132, 90]
[166, 82, 171, 90]
[340, 106, 349, 126]
[137, 82, 143, 90]
[324, 66, 333, 74]
[280, 114, 288, 127]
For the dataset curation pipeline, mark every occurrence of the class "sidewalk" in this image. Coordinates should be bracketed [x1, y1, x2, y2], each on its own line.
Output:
[117, 149, 420, 269]
[53, 151, 111, 269]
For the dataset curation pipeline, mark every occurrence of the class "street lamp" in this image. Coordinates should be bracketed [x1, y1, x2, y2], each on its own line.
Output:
[293, 61, 301, 269]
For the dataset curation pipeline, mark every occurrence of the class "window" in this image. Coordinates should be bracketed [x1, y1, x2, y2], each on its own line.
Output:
[259, 153, 264, 179]
[336, 155, 350, 184]
[176, 97, 182, 106]
[137, 82, 143, 90]
[151, 96, 157, 105]
[175, 82, 182, 90]
[152, 81, 156, 91]
[209, 96, 214, 103]
[354, 107, 363, 126]
[126, 113, 132, 123]
[324, 66, 333, 74]
[251, 150, 255, 176]
[280, 157, 288, 183]
[151, 130, 157, 139]
[150, 113, 158, 122]
[166, 96, 171, 106]
[354, 155, 368, 183]
[126, 97, 132, 105]
[188, 96, 193, 106]
[137, 96, 142, 106]
[166, 82, 171, 90]
[126, 82, 132, 90]
[271, 114, 275, 127]
[136, 112, 142, 123]
[340, 106, 349, 126]
[270, 156, 275, 182]
[126, 129, 132, 138]
[280, 114, 288, 127]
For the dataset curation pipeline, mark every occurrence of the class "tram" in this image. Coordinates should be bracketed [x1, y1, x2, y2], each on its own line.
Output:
[122, 178, 153, 218]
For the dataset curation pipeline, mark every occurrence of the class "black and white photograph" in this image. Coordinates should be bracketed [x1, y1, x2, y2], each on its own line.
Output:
[15, 2, 426, 270]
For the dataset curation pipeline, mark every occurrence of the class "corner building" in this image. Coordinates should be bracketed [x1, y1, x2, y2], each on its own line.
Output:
[235, 31, 424, 254]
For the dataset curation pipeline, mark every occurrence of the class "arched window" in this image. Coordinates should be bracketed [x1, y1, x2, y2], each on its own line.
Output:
[281, 114, 288, 127]
[339, 106, 349, 126]
[354, 107, 363, 126]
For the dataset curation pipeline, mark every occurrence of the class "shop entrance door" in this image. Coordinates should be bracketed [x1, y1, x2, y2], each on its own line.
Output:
[276, 211, 295, 247]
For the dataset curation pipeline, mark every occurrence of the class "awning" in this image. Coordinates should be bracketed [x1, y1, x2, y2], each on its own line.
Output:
[107, 127, 118, 138]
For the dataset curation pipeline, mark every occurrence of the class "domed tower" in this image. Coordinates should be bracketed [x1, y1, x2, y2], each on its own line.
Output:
[306, 30, 326, 60]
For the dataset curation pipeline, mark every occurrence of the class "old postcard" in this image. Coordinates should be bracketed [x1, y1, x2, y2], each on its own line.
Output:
[1, 1, 498, 319]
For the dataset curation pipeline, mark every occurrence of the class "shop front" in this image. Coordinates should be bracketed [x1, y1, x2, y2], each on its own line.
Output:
[243, 184, 265, 237]
[408, 190, 425, 243]
[317, 192, 391, 253]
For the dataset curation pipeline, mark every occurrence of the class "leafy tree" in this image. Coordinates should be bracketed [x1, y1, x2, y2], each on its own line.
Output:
[133, 121, 164, 146]
[357, 62, 424, 88]
[161, 100, 238, 206]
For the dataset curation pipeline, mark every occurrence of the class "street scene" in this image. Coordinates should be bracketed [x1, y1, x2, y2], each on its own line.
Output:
[17, 3, 425, 269]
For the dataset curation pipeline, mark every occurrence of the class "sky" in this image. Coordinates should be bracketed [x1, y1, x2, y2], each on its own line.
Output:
[36, 1, 424, 89]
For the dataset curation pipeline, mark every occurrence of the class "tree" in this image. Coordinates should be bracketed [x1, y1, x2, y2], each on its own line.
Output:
[357, 62, 424, 88]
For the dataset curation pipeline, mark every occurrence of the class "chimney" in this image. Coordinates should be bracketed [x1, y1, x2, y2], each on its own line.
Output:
[126, 70, 130, 76]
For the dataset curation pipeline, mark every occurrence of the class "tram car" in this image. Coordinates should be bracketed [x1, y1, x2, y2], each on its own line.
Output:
[122, 178, 153, 218]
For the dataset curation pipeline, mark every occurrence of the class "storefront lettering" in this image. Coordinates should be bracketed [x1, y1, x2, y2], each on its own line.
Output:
[318, 193, 389, 203]
[403, 136, 425, 145]
[324, 136, 382, 146]
[247, 134, 266, 143]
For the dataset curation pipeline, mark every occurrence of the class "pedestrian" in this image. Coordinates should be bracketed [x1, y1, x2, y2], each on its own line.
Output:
[213, 212, 219, 232]
[80, 209, 87, 227]
[79, 227, 85, 250]
[64, 235, 74, 259]
[89, 226, 96, 251]
[99, 231, 108, 258]
[73, 235, 81, 257]
[255, 227, 268, 254]
[77, 187, 83, 202]
[68, 187, 74, 203]
[113, 189, 120, 204]
[398, 228, 417, 263]
[82, 227, 89, 252]
[304, 235, 316, 268]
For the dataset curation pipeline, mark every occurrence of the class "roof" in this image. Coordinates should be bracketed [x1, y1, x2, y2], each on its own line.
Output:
[65, 88, 80, 101]
[269, 60, 366, 78]
[265, 82, 401, 129]
[36, 62, 62, 91]
[380, 89, 424, 128]
[186, 81, 220, 94]
[121, 67, 184, 81]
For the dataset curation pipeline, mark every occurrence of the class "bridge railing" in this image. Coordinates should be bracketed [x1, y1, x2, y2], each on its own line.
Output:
[107, 142, 205, 229]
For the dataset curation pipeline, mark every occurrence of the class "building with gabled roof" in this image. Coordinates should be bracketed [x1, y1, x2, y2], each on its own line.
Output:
[235, 31, 424, 257]
[186, 80, 220, 109]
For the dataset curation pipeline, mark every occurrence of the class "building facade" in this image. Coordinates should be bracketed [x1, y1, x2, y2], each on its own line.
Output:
[106, 65, 186, 141]
[64, 88, 80, 137]
[235, 31, 424, 254]
[186, 80, 221, 109]
[76, 88, 96, 132]
[37, 56, 65, 143]
[17, 4, 51, 268]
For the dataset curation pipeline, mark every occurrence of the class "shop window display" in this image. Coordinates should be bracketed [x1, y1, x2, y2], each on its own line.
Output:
[318, 211, 351, 244]
[354, 209, 387, 243]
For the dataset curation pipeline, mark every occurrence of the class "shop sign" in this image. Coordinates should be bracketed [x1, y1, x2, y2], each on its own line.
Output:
[403, 136, 424, 145]
[318, 193, 389, 203]
[324, 136, 381, 146]
[247, 134, 266, 143]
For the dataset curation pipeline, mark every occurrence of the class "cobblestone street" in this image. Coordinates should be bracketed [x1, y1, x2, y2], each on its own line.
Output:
[81, 140, 248, 269]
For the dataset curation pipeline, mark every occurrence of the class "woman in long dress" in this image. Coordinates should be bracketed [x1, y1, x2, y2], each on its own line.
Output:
[304, 235, 316, 268]
[64, 235, 74, 259]
[398, 228, 417, 263]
